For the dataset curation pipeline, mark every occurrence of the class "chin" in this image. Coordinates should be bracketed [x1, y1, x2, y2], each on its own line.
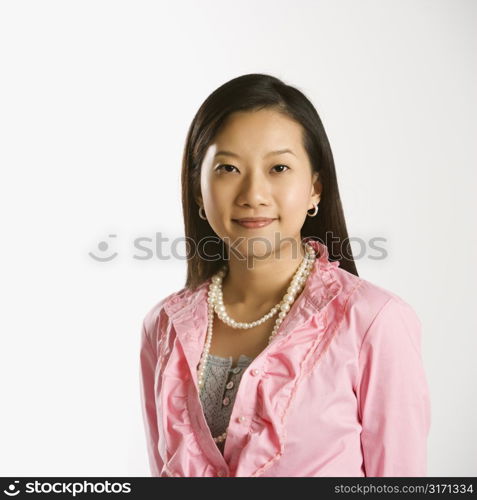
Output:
[227, 239, 278, 262]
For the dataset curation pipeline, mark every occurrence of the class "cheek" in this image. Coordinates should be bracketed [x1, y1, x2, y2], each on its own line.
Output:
[202, 176, 226, 204]
[274, 182, 311, 232]
[277, 182, 310, 211]
[208, 183, 230, 209]
[203, 184, 232, 234]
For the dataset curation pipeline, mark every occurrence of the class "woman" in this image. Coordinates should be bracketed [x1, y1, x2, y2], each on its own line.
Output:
[139, 73, 431, 477]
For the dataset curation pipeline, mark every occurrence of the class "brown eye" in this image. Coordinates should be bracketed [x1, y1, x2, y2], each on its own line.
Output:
[272, 164, 290, 173]
[216, 164, 238, 173]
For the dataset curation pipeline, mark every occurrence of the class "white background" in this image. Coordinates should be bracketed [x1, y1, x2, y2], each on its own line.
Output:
[0, 0, 475, 476]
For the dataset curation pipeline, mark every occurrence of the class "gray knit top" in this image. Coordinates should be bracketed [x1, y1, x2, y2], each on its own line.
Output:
[199, 353, 254, 455]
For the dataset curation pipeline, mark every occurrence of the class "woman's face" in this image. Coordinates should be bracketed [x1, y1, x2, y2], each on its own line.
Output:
[198, 108, 321, 260]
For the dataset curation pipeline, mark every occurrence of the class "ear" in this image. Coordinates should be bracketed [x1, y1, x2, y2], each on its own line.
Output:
[310, 171, 322, 207]
[195, 193, 203, 207]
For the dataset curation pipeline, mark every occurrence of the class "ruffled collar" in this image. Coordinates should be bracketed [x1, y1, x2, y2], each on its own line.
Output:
[163, 239, 344, 350]
[164, 239, 340, 312]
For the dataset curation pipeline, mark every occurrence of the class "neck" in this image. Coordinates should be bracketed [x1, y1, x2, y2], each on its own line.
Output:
[221, 239, 308, 310]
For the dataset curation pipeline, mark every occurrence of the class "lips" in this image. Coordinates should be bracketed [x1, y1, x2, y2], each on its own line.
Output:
[234, 217, 275, 222]
[232, 217, 277, 229]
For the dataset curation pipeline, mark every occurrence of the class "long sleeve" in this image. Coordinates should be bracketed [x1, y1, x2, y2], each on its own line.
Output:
[357, 297, 431, 477]
[139, 319, 164, 477]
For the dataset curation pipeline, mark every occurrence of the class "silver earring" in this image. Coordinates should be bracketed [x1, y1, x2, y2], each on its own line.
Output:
[307, 203, 319, 217]
[199, 206, 207, 220]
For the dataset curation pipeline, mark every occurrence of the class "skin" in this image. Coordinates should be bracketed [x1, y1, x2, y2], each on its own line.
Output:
[196, 108, 322, 315]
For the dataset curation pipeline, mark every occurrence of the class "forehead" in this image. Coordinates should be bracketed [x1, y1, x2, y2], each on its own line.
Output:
[209, 109, 305, 157]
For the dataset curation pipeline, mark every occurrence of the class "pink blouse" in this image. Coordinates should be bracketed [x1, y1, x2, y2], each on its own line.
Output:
[139, 239, 431, 477]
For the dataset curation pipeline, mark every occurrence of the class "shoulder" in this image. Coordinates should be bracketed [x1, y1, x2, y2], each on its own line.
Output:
[141, 287, 187, 344]
[332, 267, 422, 345]
[344, 268, 418, 316]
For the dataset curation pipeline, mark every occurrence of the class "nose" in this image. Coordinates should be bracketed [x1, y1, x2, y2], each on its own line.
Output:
[235, 169, 270, 208]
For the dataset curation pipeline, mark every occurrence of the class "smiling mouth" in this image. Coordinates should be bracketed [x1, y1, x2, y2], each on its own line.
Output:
[232, 218, 277, 229]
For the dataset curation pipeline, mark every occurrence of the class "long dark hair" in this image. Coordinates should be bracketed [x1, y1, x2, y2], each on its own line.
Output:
[181, 73, 358, 290]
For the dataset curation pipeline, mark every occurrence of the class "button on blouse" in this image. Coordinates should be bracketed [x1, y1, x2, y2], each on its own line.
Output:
[199, 353, 254, 455]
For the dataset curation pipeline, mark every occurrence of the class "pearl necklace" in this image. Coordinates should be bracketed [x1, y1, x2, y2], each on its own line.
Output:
[197, 242, 317, 445]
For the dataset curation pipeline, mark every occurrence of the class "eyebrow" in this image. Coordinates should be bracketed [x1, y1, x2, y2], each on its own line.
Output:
[214, 148, 296, 159]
